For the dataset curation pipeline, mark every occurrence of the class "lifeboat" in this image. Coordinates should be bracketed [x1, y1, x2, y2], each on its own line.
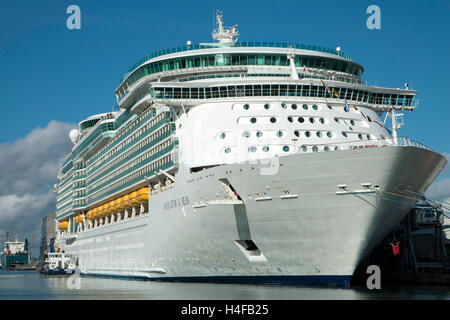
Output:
[96, 205, 106, 219]
[58, 220, 69, 230]
[114, 197, 126, 211]
[91, 207, 99, 219]
[74, 214, 83, 224]
[129, 191, 140, 205]
[136, 187, 149, 202]
[107, 200, 118, 214]
[103, 203, 112, 216]
[121, 194, 133, 208]
[86, 209, 94, 220]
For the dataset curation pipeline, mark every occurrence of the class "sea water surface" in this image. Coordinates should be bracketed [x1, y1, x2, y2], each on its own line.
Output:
[0, 270, 449, 300]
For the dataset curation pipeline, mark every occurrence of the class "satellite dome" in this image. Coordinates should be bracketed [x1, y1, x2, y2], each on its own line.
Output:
[69, 129, 79, 144]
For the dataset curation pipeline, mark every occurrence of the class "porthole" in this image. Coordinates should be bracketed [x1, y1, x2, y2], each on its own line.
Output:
[312, 146, 319, 152]
[309, 118, 315, 124]
[327, 105, 333, 110]
[249, 146, 257, 152]
[262, 146, 269, 152]
[264, 103, 271, 110]
[220, 132, 226, 139]
[277, 130, 283, 137]
[312, 105, 318, 110]
[350, 120, 355, 126]
[281, 103, 287, 109]
[342, 132, 348, 138]
[358, 133, 363, 140]
[283, 146, 290, 152]
[302, 104, 308, 110]
[243, 131, 250, 138]
[305, 131, 311, 137]
[324, 146, 330, 152]
[288, 116, 293, 123]
[326, 132, 332, 138]
[256, 131, 263, 137]
[316, 131, 322, 137]
[366, 134, 370, 140]
[298, 117, 304, 123]
[224, 148, 231, 154]
[319, 118, 325, 124]
[334, 117, 339, 123]
[294, 130, 300, 137]
[291, 104, 298, 110]
[243, 104, 250, 110]
[301, 145, 308, 152]
[334, 146, 339, 151]
[250, 117, 257, 123]
[270, 117, 277, 123]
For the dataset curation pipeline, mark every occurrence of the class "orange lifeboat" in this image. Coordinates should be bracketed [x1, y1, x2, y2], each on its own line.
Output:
[136, 187, 149, 202]
[96, 205, 106, 219]
[129, 191, 140, 205]
[103, 203, 112, 216]
[121, 194, 133, 208]
[86, 209, 94, 221]
[58, 221, 69, 230]
[107, 200, 118, 214]
[114, 198, 126, 211]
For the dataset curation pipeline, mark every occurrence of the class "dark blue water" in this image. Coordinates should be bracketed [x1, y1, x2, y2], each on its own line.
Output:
[0, 270, 449, 300]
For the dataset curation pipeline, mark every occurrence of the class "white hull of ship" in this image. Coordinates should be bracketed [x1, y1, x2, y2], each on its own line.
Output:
[59, 146, 446, 285]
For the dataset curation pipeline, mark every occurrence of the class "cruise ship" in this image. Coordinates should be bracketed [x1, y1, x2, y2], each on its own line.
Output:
[54, 12, 447, 285]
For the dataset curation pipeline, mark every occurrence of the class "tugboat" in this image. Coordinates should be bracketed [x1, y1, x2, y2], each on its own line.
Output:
[40, 251, 76, 275]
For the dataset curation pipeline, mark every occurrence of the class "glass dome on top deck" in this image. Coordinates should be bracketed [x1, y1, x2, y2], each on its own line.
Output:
[118, 42, 357, 86]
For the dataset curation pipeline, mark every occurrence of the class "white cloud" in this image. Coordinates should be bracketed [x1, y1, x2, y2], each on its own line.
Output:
[426, 177, 450, 204]
[0, 121, 76, 252]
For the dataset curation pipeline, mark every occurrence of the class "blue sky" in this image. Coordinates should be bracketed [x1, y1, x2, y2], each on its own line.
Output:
[0, 0, 449, 150]
[0, 0, 449, 247]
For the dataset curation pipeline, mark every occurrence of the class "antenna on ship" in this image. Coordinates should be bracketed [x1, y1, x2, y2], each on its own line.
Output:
[201, 10, 239, 47]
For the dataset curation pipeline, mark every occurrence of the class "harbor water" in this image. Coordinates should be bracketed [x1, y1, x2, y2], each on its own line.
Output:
[0, 270, 449, 300]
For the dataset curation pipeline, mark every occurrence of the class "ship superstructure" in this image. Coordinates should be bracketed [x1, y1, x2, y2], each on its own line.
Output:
[54, 12, 447, 285]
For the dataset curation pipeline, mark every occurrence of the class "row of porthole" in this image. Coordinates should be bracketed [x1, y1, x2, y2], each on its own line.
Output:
[242, 130, 284, 138]
[221, 131, 371, 140]
[250, 117, 277, 124]
[301, 145, 339, 152]
[243, 103, 325, 111]
[294, 130, 333, 138]
[224, 145, 290, 154]
[282, 103, 319, 111]
[342, 132, 371, 140]
[288, 116, 326, 124]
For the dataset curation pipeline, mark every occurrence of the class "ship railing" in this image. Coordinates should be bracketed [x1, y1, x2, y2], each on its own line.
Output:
[298, 136, 432, 153]
[118, 42, 352, 85]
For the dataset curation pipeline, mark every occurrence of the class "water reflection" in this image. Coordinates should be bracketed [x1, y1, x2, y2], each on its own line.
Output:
[0, 271, 449, 300]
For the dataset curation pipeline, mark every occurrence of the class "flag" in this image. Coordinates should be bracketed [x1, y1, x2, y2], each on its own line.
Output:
[391, 242, 400, 256]
[344, 100, 350, 112]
